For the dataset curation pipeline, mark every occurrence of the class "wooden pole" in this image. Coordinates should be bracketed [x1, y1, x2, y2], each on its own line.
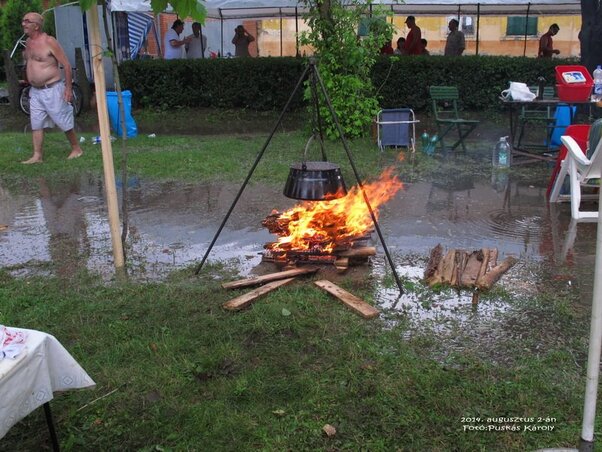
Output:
[87, 5, 125, 271]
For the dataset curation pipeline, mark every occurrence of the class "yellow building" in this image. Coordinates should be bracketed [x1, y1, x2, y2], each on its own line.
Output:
[254, 12, 581, 58]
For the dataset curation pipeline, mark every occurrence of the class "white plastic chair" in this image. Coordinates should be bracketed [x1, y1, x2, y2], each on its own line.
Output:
[549, 135, 602, 220]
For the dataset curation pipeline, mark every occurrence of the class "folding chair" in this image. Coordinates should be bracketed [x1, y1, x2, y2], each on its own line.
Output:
[376, 108, 417, 152]
[549, 119, 602, 220]
[429, 86, 479, 152]
[516, 86, 557, 152]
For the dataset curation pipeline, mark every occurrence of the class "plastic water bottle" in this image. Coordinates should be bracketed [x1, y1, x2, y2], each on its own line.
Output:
[593, 65, 602, 101]
[493, 136, 510, 167]
[92, 136, 101, 144]
[420, 131, 430, 151]
[537, 76, 546, 100]
[425, 134, 438, 155]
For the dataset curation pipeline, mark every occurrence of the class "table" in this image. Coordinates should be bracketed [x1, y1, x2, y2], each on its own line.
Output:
[502, 98, 594, 165]
[0, 327, 95, 447]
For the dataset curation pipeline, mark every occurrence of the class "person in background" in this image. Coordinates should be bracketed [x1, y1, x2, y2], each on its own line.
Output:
[186, 22, 207, 59]
[538, 24, 560, 58]
[164, 19, 190, 60]
[421, 39, 430, 55]
[444, 19, 465, 56]
[402, 16, 424, 55]
[20, 12, 83, 164]
[232, 25, 255, 57]
[394, 37, 406, 55]
[380, 40, 394, 55]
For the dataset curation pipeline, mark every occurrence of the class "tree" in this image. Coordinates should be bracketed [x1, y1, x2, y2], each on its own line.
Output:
[300, 0, 393, 139]
[0, 0, 42, 55]
[580, 0, 602, 73]
[78, 0, 206, 21]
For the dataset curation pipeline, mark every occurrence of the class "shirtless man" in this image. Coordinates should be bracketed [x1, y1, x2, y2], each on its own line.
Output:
[21, 12, 83, 164]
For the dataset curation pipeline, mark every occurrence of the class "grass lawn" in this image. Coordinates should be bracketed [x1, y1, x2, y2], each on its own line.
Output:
[0, 128, 596, 451]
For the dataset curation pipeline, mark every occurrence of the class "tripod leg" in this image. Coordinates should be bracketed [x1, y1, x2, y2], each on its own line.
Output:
[194, 64, 311, 275]
[311, 61, 404, 295]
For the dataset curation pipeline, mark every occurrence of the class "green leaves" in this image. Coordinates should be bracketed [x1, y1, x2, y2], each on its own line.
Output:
[77, 0, 206, 22]
[151, 0, 207, 22]
[78, 0, 96, 11]
[301, 0, 393, 139]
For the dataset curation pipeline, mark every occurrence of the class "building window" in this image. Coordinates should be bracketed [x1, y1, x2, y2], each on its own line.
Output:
[506, 16, 538, 36]
[461, 16, 474, 35]
[446, 16, 475, 36]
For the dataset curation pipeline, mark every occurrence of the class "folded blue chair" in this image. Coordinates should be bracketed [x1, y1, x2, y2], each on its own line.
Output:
[376, 108, 416, 152]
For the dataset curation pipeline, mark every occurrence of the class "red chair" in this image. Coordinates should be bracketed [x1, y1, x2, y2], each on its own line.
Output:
[546, 124, 590, 199]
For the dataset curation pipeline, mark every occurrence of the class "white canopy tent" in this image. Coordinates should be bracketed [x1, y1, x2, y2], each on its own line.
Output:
[200, 0, 581, 19]
[108, 0, 582, 57]
[108, 0, 581, 18]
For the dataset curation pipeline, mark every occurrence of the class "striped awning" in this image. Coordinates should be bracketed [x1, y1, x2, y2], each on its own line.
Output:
[127, 12, 154, 59]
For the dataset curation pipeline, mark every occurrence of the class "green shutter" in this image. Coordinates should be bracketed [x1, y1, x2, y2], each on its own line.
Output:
[506, 16, 538, 36]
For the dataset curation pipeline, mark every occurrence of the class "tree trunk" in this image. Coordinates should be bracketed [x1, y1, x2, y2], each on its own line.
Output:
[75, 47, 91, 111]
[3, 50, 21, 112]
[316, 0, 334, 43]
[580, 0, 602, 73]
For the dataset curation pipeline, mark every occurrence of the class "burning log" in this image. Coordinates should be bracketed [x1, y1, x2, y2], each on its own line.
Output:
[314, 280, 380, 319]
[222, 266, 319, 290]
[222, 278, 296, 311]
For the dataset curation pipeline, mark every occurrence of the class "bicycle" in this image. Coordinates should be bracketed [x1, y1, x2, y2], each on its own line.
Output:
[19, 76, 83, 117]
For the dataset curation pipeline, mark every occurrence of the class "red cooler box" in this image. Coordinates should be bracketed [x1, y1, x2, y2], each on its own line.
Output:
[555, 65, 593, 101]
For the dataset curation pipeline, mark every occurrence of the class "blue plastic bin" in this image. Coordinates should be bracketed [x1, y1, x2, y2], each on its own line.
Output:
[106, 91, 137, 138]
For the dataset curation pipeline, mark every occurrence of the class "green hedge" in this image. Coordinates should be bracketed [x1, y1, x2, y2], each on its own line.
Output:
[119, 57, 307, 111]
[119, 55, 579, 112]
[372, 55, 578, 111]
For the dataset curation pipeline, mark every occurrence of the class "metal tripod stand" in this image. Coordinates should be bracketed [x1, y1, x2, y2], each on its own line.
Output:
[194, 58, 404, 295]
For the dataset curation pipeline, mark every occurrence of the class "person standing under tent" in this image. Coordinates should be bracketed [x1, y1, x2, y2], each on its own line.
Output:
[394, 37, 406, 55]
[232, 25, 255, 57]
[444, 19, 465, 56]
[20, 12, 83, 164]
[538, 24, 560, 58]
[164, 19, 190, 60]
[402, 16, 424, 56]
[186, 22, 207, 59]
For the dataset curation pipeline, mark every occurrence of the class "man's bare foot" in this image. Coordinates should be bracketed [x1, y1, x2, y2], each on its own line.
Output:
[22, 157, 43, 164]
[67, 149, 83, 160]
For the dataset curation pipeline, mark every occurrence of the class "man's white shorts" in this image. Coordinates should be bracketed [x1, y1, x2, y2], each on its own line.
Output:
[30, 82, 74, 132]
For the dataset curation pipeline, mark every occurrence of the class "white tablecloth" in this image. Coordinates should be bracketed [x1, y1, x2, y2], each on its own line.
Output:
[0, 327, 96, 439]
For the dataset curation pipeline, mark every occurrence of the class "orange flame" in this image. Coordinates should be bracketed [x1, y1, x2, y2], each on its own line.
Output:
[269, 168, 403, 253]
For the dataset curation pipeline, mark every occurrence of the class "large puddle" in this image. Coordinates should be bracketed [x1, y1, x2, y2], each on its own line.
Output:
[1, 168, 596, 286]
[1, 161, 598, 359]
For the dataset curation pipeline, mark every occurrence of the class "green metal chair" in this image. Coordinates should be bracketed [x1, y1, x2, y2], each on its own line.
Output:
[516, 86, 557, 152]
[429, 86, 479, 152]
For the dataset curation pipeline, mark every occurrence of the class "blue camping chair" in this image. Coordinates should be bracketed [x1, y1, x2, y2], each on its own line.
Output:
[376, 108, 417, 152]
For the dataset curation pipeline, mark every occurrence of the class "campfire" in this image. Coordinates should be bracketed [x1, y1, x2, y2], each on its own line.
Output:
[262, 168, 403, 270]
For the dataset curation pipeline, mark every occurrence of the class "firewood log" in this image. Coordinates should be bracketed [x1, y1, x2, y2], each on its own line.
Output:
[424, 244, 443, 282]
[476, 257, 518, 290]
[460, 250, 484, 287]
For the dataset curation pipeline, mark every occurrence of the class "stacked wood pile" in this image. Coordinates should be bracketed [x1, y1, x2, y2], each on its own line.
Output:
[262, 245, 376, 272]
[424, 244, 517, 291]
[261, 212, 375, 272]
